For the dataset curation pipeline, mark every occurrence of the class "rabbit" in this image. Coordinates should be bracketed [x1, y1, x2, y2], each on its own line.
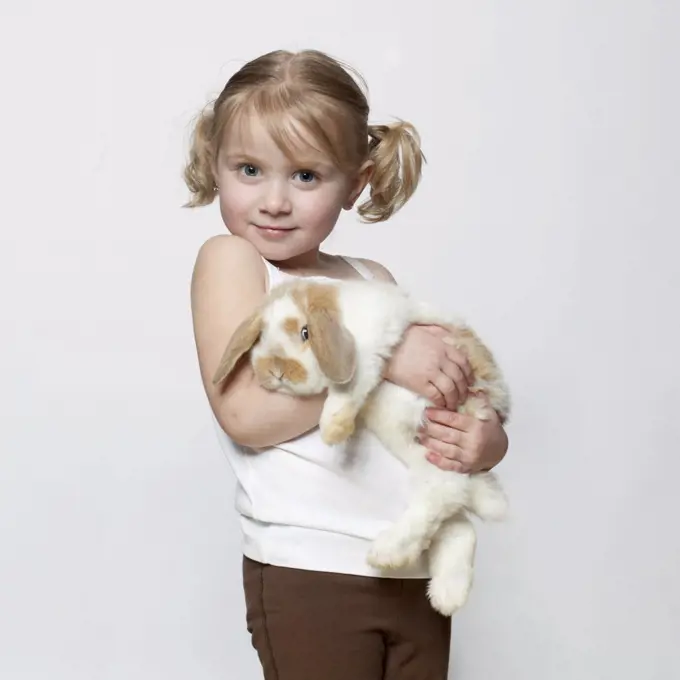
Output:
[212, 277, 511, 616]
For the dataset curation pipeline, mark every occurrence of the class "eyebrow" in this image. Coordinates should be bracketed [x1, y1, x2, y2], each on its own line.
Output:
[223, 152, 261, 164]
[223, 152, 335, 172]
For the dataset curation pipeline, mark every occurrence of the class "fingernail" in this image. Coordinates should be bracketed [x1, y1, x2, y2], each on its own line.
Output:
[442, 336, 456, 346]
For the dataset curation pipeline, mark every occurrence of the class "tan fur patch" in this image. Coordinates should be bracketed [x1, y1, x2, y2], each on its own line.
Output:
[255, 356, 308, 385]
[283, 317, 300, 337]
[299, 284, 341, 316]
[320, 402, 358, 445]
[446, 325, 498, 383]
[212, 311, 263, 385]
[290, 283, 356, 384]
[282, 316, 312, 351]
[441, 324, 504, 421]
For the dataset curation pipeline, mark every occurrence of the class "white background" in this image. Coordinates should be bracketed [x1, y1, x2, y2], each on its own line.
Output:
[1, 1, 678, 678]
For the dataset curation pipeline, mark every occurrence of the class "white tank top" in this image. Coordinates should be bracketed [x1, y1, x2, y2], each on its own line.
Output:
[211, 256, 429, 578]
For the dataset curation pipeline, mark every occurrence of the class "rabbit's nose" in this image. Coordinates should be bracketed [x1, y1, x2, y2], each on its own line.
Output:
[269, 357, 287, 379]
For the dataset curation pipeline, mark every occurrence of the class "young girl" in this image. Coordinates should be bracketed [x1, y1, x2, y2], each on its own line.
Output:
[185, 49, 508, 680]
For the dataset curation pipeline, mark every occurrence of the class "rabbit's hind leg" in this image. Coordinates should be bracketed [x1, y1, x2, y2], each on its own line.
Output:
[426, 512, 477, 616]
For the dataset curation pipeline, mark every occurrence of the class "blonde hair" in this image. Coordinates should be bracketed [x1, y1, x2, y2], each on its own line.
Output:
[182, 49, 425, 223]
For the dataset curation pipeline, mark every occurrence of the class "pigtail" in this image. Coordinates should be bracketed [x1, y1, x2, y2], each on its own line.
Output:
[357, 121, 425, 223]
[182, 104, 218, 208]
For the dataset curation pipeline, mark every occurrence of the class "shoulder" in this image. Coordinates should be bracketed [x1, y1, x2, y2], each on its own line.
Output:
[193, 234, 265, 272]
[351, 257, 398, 284]
[191, 235, 268, 319]
[192, 234, 267, 291]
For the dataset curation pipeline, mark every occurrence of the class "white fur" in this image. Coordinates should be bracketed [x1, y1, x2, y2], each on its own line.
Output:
[246, 279, 510, 616]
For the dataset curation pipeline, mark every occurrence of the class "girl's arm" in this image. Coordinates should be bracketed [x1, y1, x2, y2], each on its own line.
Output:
[192, 241, 507, 468]
[191, 235, 326, 448]
[360, 258, 509, 473]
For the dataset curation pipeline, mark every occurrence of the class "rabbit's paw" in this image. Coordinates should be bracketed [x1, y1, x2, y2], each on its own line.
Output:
[367, 526, 425, 570]
[472, 490, 509, 521]
[427, 569, 473, 616]
[320, 404, 357, 445]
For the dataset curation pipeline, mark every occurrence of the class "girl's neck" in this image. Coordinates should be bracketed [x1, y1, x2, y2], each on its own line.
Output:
[268, 250, 354, 279]
[274, 248, 324, 272]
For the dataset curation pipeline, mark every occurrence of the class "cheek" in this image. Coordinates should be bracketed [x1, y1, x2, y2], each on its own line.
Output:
[281, 359, 308, 384]
[218, 181, 255, 230]
[253, 355, 310, 387]
[296, 189, 344, 229]
[252, 356, 271, 381]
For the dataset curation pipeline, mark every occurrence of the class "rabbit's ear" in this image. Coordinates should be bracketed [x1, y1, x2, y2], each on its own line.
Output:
[212, 311, 263, 385]
[302, 285, 357, 384]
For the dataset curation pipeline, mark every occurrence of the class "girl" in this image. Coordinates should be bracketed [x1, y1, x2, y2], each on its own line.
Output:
[185, 49, 508, 680]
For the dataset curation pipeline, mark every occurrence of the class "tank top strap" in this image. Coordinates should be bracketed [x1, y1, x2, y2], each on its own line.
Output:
[260, 256, 290, 292]
[340, 256, 376, 281]
[261, 254, 374, 289]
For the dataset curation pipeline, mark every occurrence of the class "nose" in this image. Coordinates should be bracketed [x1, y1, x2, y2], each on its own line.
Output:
[269, 356, 286, 380]
[260, 180, 292, 216]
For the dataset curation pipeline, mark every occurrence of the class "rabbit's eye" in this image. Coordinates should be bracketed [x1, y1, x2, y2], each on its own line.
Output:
[300, 325, 310, 342]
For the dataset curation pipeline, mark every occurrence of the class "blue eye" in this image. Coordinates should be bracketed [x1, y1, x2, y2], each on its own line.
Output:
[240, 164, 259, 177]
[296, 170, 316, 183]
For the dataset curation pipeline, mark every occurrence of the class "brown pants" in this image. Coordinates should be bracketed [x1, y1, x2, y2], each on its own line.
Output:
[243, 557, 451, 680]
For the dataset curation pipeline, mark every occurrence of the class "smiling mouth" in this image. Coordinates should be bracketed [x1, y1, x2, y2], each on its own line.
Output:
[256, 225, 296, 231]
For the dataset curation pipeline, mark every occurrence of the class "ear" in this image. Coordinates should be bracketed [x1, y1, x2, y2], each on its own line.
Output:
[308, 309, 357, 383]
[302, 286, 357, 384]
[212, 311, 263, 385]
[344, 159, 374, 210]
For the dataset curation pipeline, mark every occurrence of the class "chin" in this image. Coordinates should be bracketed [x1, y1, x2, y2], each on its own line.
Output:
[260, 379, 306, 396]
[281, 382, 313, 396]
[251, 231, 325, 263]
[282, 379, 328, 397]
[259, 242, 309, 263]
[299, 377, 329, 396]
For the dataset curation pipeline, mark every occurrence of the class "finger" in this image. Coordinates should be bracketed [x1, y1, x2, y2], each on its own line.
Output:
[421, 325, 449, 337]
[442, 343, 474, 384]
[439, 359, 468, 404]
[426, 451, 467, 473]
[430, 373, 459, 411]
[419, 434, 466, 462]
[420, 420, 465, 447]
[425, 408, 474, 433]
[425, 382, 446, 408]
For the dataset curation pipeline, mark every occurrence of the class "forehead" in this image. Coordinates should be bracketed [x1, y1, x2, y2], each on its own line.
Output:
[222, 110, 339, 171]
[262, 296, 305, 333]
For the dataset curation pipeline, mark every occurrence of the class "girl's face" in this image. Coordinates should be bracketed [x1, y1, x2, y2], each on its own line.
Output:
[214, 115, 370, 264]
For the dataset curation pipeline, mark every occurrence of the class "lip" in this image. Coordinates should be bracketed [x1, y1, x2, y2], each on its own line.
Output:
[255, 225, 297, 237]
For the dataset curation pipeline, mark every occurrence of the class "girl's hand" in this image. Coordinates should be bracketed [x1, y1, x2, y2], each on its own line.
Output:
[417, 401, 508, 473]
[385, 325, 474, 410]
